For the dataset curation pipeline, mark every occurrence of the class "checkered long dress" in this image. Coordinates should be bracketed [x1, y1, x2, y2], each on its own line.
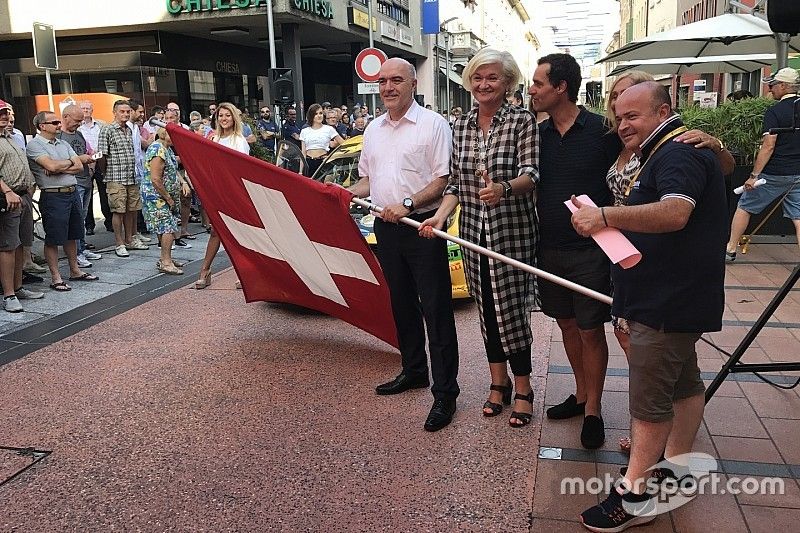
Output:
[444, 103, 540, 354]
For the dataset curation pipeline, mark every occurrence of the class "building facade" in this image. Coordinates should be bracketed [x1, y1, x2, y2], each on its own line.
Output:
[0, 0, 427, 130]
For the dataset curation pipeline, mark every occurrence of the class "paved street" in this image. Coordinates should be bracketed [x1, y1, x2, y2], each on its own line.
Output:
[0, 221, 798, 530]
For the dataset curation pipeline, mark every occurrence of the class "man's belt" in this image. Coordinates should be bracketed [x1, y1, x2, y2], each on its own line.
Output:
[41, 186, 76, 193]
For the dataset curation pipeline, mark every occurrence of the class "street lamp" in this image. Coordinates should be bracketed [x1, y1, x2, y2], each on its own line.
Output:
[440, 17, 457, 116]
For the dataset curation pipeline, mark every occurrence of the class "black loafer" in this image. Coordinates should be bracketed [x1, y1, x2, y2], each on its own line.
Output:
[375, 373, 429, 395]
[581, 415, 606, 449]
[424, 397, 456, 432]
[22, 272, 44, 284]
[546, 394, 586, 420]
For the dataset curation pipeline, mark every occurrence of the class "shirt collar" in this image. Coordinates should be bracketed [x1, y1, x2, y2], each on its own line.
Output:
[541, 105, 588, 132]
[639, 114, 683, 158]
[466, 102, 510, 129]
[35, 133, 60, 145]
[780, 93, 798, 100]
[380, 100, 421, 128]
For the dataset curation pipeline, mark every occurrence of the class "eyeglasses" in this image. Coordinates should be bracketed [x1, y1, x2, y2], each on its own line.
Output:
[42, 120, 62, 126]
[167, 107, 179, 111]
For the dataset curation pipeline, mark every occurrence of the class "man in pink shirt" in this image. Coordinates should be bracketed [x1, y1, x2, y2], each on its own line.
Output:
[349, 58, 460, 432]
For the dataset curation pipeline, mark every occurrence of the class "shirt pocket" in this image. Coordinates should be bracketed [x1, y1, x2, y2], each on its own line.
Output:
[400, 143, 427, 173]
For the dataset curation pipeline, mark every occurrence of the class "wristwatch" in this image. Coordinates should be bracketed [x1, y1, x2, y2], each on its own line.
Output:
[402, 197, 414, 211]
[502, 181, 513, 198]
[716, 139, 725, 153]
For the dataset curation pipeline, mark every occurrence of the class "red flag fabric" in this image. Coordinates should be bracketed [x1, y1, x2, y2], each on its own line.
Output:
[167, 124, 399, 349]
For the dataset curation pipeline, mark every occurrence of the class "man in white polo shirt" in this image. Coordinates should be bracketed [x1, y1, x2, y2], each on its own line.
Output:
[349, 57, 460, 432]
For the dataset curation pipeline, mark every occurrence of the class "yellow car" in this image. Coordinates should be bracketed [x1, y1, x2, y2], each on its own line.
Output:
[309, 136, 469, 299]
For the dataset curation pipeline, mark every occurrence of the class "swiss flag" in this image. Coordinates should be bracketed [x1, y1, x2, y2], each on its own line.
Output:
[167, 124, 399, 349]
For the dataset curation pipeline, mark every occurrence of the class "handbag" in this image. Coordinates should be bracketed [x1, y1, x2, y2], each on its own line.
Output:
[0, 193, 7, 213]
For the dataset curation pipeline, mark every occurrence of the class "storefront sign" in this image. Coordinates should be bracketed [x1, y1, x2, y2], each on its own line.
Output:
[291, 0, 334, 19]
[216, 61, 241, 74]
[399, 28, 413, 46]
[380, 21, 398, 41]
[348, 7, 377, 31]
[167, 0, 269, 15]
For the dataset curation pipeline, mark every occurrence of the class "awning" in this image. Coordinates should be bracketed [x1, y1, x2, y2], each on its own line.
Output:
[439, 67, 463, 87]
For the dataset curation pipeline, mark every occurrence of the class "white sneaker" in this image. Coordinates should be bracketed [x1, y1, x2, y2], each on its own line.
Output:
[115, 245, 130, 257]
[15, 287, 44, 300]
[135, 233, 153, 243]
[83, 250, 102, 260]
[3, 296, 23, 313]
[76, 254, 93, 268]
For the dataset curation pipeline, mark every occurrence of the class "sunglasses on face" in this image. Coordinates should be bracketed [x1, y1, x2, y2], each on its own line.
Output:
[43, 120, 61, 125]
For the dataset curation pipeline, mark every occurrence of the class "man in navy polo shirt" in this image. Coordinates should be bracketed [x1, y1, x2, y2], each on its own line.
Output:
[726, 67, 800, 259]
[571, 82, 726, 532]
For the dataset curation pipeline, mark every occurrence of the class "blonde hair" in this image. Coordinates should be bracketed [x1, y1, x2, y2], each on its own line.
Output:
[155, 127, 169, 141]
[461, 48, 522, 94]
[605, 70, 655, 130]
[214, 102, 244, 139]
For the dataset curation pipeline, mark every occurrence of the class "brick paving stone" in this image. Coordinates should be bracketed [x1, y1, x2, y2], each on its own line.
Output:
[735, 477, 800, 509]
[762, 417, 800, 464]
[671, 474, 749, 533]
[530, 460, 596, 521]
[529, 517, 584, 532]
[704, 397, 768, 438]
[739, 382, 800, 420]
[711, 436, 783, 463]
[740, 505, 800, 533]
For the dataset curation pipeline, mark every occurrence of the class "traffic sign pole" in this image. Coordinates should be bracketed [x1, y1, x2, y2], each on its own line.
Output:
[366, 0, 376, 115]
[45, 69, 53, 111]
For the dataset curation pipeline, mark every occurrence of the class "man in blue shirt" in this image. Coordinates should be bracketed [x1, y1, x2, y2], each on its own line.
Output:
[256, 106, 279, 161]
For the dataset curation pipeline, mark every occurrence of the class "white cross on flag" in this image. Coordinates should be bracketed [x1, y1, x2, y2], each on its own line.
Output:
[167, 124, 398, 348]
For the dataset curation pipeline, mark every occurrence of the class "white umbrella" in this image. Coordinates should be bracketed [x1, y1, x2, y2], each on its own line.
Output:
[607, 53, 777, 77]
[599, 14, 800, 64]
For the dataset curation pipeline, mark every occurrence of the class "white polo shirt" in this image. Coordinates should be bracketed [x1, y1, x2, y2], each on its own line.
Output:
[358, 100, 451, 212]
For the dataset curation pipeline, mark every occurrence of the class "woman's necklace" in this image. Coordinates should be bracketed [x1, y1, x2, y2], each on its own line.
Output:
[472, 113, 497, 177]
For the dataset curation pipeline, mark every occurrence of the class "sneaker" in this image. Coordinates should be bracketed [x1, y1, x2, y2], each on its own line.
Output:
[23, 262, 47, 274]
[15, 287, 44, 300]
[115, 245, 130, 257]
[32, 254, 47, 266]
[85, 242, 96, 250]
[76, 254, 93, 269]
[127, 240, 150, 251]
[135, 233, 153, 243]
[83, 250, 102, 260]
[174, 238, 192, 249]
[581, 488, 657, 532]
[22, 272, 44, 284]
[3, 296, 23, 313]
[725, 250, 736, 262]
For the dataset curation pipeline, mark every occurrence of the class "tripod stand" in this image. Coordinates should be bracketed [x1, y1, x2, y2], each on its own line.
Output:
[705, 264, 800, 402]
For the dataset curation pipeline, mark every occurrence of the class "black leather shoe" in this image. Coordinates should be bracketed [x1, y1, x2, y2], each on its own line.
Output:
[424, 397, 456, 432]
[581, 415, 606, 449]
[375, 373, 429, 395]
[22, 272, 43, 284]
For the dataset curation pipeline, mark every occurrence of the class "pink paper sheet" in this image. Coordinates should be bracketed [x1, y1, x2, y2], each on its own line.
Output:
[565, 195, 641, 269]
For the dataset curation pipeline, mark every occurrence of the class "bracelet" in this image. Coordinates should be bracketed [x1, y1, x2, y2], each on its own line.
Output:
[601, 207, 608, 227]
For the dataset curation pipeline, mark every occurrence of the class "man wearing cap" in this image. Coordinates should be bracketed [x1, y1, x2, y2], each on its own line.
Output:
[26, 111, 98, 292]
[726, 67, 800, 259]
[0, 100, 44, 312]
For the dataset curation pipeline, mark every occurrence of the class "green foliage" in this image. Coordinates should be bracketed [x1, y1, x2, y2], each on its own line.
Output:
[241, 115, 274, 163]
[680, 97, 774, 165]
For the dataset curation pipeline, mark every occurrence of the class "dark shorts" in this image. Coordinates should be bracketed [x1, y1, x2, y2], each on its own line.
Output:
[628, 321, 705, 423]
[537, 245, 611, 330]
[40, 189, 85, 246]
[0, 194, 34, 251]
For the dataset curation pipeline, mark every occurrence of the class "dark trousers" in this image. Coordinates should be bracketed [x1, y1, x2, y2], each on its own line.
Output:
[85, 170, 112, 231]
[374, 214, 459, 399]
[479, 236, 532, 376]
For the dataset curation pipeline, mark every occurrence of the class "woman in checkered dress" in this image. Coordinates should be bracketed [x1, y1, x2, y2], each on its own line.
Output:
[420, 48, 539, 428]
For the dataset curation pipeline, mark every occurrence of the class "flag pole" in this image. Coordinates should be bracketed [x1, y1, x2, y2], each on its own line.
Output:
[351, 197, 614, 306]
